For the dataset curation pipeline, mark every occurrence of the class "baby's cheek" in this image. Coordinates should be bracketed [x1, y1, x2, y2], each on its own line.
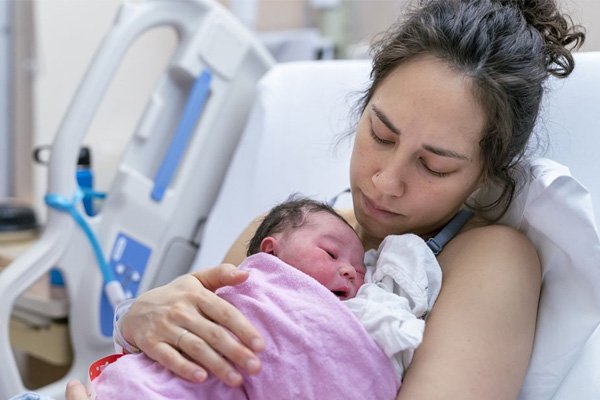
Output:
[357, 275, 365, 287]
[313, 271, 333, 287]
[308, 268, 336, 289]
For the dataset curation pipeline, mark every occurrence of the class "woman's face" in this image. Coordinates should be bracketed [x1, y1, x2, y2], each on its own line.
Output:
[350, 55, 486, 245]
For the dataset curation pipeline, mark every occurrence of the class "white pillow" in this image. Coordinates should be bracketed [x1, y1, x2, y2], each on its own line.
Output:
[195, 60, 368, 268]
[496, 158, 600, 400]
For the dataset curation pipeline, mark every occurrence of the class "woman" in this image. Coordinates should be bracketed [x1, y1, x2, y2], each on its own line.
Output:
[71, 1, 584, 398]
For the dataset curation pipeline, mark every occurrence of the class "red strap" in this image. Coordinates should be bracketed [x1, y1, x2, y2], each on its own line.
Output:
[89, 353, 125, 381]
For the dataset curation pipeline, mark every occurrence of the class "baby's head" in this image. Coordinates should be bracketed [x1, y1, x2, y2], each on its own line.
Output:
[248, 197, 365, 299]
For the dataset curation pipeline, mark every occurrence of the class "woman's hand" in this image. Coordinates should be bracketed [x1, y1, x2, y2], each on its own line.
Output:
[119, 263, 265, 386]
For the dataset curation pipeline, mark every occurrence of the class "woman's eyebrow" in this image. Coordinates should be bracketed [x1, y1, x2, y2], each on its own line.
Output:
[372, 104, 471, 161]
[371, 105, 400, 135]
[423, 144, 471, 161]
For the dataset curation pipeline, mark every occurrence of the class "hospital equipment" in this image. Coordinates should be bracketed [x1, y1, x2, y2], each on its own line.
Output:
[0, 0, 273, 397]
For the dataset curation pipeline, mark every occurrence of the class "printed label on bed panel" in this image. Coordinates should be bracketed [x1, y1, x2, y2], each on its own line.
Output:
[99, 233, 152, 337]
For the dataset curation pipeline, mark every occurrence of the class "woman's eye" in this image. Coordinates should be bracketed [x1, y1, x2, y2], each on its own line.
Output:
[420, 158, 450, 177]
[426, 167, 449, 177]
[370, 129, 394, 145]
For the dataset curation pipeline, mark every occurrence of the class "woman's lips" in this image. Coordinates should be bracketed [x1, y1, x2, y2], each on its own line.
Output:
[361, 192, 401, 220]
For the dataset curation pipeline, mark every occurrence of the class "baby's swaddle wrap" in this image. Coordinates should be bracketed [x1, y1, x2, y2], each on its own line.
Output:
[93, 252, 399, 399]
[345, 234, 442, 378]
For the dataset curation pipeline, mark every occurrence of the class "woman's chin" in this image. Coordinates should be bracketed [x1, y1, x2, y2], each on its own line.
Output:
[355, 211, 401, 246]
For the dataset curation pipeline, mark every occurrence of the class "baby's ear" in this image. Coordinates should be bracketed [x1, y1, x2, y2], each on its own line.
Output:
[260, 237, 278, 255]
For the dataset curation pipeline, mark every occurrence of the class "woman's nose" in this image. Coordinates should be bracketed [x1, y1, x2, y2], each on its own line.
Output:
[372, 165, 406, 198]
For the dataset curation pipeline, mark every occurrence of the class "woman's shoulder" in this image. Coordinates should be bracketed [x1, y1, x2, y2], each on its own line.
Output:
[405, 221, 541, 400]
[439, 219, 541, 280]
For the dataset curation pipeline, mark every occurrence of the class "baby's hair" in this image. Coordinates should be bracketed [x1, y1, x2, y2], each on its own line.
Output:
[247, 195, 354, 256]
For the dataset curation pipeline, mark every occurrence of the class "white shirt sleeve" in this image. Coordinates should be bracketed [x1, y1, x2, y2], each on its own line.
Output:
[112, 298, 141, 354]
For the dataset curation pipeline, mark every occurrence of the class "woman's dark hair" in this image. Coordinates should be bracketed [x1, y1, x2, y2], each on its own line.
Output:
[247, 195, 354, 256]
[358, 0, 585, 219]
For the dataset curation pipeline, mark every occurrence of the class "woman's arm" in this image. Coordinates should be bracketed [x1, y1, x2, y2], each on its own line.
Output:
[397, 224, 541, 400]
[118, 216, 266, 386]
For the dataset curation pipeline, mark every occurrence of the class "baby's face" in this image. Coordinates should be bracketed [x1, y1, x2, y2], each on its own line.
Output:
[275, 212, 365, 299]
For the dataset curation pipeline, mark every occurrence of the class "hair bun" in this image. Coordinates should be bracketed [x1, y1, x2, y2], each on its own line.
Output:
[500, 0, 585, 77]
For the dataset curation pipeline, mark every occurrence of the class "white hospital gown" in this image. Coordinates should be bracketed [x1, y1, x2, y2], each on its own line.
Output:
[344, 234, 442, 380]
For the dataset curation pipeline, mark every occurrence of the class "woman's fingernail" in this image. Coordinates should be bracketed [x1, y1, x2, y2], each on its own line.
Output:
[193, 369, 207, 382]
[245, 358, 260, 373]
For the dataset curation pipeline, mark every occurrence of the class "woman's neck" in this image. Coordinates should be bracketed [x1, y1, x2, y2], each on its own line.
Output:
[350, 214, 454, 252]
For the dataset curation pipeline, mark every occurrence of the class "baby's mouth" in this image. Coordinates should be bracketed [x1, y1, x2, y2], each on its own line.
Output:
[331, 287, 349, 299]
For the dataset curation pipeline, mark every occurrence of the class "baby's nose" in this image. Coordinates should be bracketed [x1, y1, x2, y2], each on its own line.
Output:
[339, 263, 357, 280]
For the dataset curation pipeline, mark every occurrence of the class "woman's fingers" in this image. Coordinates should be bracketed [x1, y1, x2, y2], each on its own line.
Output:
[177, 299, 263, 385]
[192, 263, 250, 291]
[65, 380, 88, 400]
[192, 264, 266, 352]
[120, 265, 265, 385]
[174, 273, 264, 384]
[144, 342, 209, 383]
[139, 285, 260, 385]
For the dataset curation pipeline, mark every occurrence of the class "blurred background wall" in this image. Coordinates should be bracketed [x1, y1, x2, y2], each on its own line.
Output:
[1, 0, 597, 218]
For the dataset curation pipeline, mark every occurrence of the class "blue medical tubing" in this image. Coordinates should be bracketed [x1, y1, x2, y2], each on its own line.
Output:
[48, 189, 106, 287]
[151, 69, 213, 202]
[80, 187, 107, 201]
[45, 189, 115, 284]
[77, 168, 95, 216]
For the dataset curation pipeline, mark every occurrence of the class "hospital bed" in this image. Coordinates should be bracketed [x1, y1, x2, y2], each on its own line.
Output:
[0, 0, 599, 398]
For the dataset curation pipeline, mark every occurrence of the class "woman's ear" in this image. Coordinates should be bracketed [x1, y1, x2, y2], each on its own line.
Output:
[260, 237, 278, 255]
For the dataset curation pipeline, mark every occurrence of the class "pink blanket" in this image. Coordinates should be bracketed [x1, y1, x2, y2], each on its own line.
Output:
[93, 253, 399, 399]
